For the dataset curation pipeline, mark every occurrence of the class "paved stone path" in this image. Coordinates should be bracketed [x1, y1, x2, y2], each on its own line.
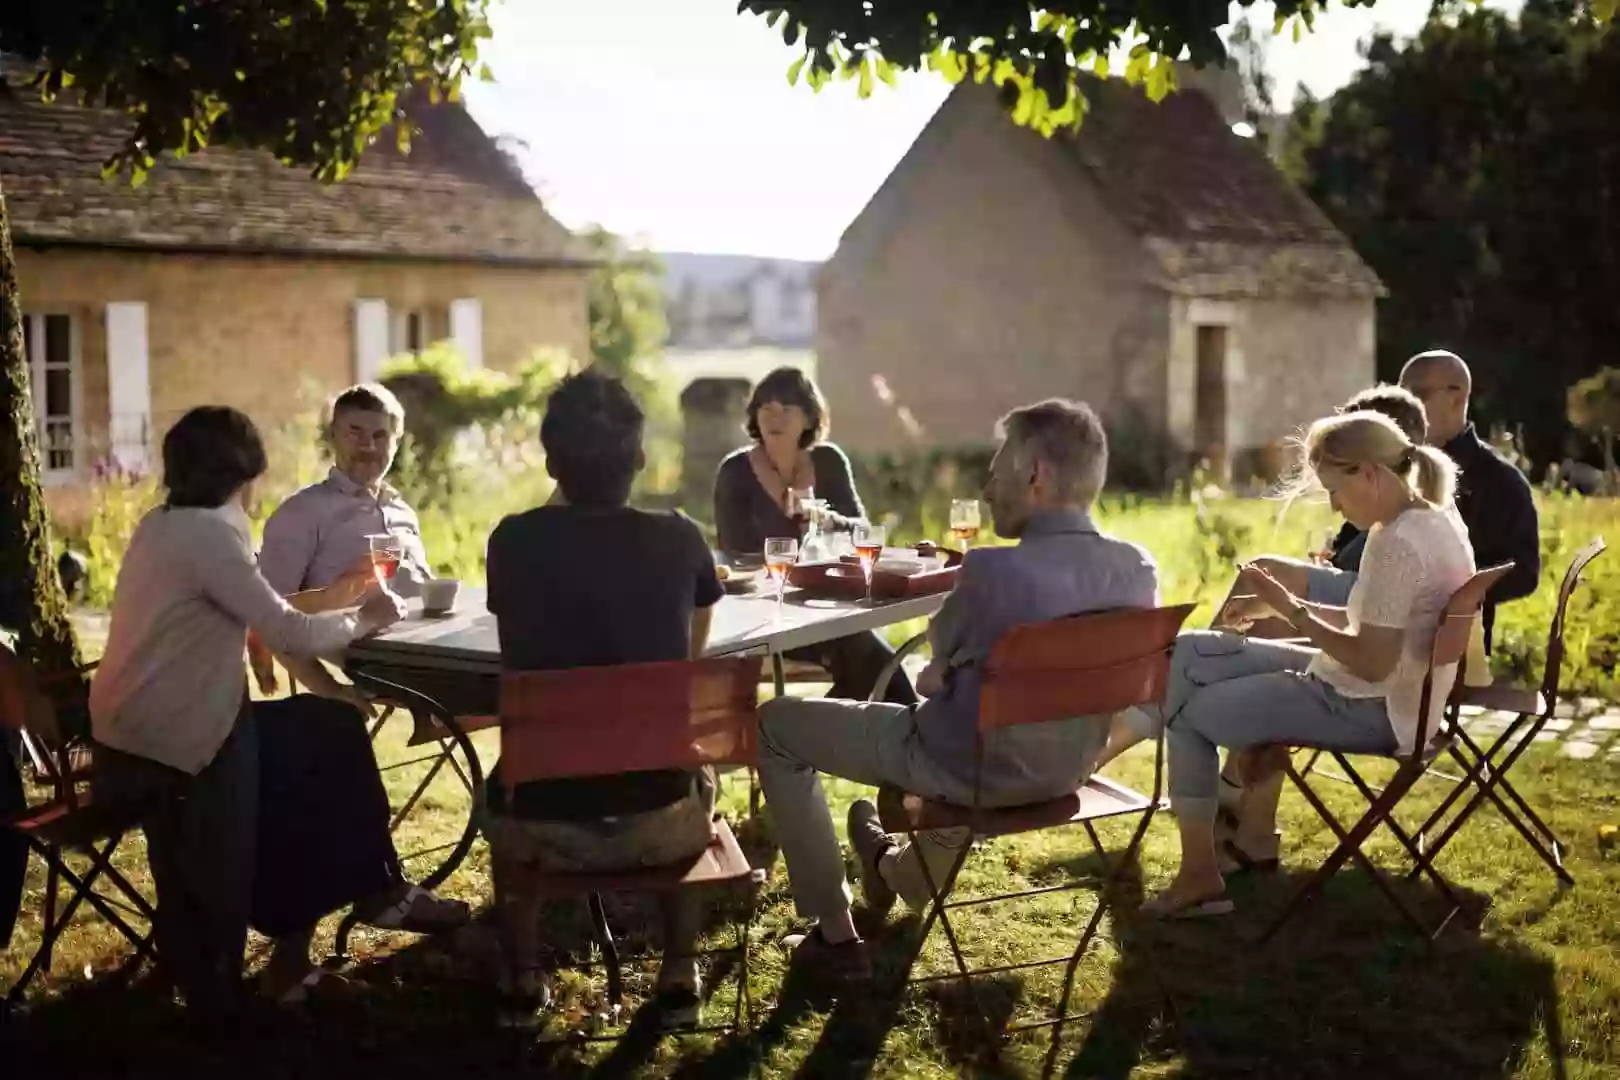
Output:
[1459, 696, 1620, 762]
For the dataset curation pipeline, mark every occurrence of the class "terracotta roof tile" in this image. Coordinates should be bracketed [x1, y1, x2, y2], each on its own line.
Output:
[0, 78, 588, 266]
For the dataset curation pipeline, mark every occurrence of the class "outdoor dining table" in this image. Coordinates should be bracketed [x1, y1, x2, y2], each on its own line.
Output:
[338, 581, 948, 899]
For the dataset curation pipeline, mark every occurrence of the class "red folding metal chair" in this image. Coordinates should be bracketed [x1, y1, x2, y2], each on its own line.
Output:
[1411, 537, 1606, 887]
[1259, 563, 1513, 944]
[1, 651, 157, 1008]
[875, 604, 1196, 1044]
[494, 654, 768, 1039]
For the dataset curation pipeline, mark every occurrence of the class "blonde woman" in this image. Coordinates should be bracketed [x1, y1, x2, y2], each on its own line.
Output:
[1135, 413, 1475, 918]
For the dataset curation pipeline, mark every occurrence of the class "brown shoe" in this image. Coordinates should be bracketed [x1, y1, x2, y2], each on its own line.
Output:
[781, 927, 873, 982]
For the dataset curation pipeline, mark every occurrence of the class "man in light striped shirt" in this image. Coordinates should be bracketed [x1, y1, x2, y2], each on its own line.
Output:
[260, 383, 432, 601]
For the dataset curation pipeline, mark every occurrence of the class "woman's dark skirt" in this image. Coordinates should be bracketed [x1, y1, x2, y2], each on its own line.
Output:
[251, 695, 402, 937]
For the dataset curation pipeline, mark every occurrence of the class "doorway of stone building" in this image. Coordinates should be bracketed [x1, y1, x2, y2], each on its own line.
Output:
[1194, 324, 1229, 482]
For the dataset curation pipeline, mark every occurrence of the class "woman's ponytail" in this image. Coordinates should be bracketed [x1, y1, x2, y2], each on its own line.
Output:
[1408, 445, 1458, 507]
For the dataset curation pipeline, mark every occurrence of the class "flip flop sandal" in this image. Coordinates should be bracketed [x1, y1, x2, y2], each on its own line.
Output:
[1140, 891, 1236, 920]
[267, 967, 356, 1007]
[1219, 838, 1281, 877]
[366, 885, 471, 933]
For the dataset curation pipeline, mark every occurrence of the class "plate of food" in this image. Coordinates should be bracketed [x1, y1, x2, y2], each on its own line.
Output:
[715, 562, 762, 595]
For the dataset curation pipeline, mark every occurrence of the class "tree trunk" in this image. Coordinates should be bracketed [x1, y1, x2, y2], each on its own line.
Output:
[0, 178, 83, 681]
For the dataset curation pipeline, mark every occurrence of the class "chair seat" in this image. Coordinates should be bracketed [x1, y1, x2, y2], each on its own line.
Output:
[21, 744, 95, 790]
[1283, 734, 1454, 766]
[526, 817, 759, 898]
[406, 709, 499, 747]
[877, 775, 1155, 839]
[777, 660, 829, 683]
[1458, 683, 1547, 719]
[6, 794, 146, 849]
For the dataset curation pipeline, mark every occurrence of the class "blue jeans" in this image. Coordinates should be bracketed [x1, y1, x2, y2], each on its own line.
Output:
[1126, 631, 1397, 821]
[1304, 566, 1357, 607]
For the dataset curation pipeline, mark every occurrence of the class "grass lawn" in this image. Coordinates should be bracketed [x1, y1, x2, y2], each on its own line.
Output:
[12, 492, 1619, 1075]
[5, 711, 1619, 1079]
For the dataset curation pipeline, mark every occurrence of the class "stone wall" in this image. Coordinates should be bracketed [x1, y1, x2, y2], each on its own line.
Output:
[816, 85, 1173, 466]
[14, 246, 589, 464]
[679, 377, 752, 517]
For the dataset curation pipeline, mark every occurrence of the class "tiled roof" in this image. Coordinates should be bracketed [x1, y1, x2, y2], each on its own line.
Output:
[0, 76, 589, 266]
[1063, 78, 1383, 297]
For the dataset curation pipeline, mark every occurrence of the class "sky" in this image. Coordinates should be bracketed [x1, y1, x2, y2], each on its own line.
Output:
[463, 0, 1519, 261]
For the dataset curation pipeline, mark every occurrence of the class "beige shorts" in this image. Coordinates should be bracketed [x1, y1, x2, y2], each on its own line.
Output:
[482, 768, 717, 874]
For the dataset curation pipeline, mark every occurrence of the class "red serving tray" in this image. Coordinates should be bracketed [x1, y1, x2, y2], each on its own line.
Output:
[787, 544, 962, 602]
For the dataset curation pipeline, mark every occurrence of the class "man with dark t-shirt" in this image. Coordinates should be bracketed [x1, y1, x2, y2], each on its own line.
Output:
[482, 370, 723, 1031]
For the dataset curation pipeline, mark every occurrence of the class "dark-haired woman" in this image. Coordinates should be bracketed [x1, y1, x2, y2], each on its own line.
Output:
[713, 367, 916, 705]
[89, 406, 463, 1014]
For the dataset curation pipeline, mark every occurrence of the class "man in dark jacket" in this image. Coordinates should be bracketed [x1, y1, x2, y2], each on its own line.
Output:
[1397, 350, 1540, 649]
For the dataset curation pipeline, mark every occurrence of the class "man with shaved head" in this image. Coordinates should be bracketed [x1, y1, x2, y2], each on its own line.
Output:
[1399, 349, 1541, 648]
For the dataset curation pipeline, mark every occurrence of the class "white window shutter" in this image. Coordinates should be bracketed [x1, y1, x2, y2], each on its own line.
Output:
[449, 298, 483, 370]
[353, 299, 390, 383]
[105, 302, 151, 470]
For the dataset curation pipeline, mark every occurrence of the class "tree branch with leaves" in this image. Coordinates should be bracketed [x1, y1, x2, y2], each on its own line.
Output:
[739, 0, 1385, 129]
[0, 0, 492, 684]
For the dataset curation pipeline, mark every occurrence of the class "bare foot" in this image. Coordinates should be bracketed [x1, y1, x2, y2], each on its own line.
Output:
[1140, 872, 1233, 919]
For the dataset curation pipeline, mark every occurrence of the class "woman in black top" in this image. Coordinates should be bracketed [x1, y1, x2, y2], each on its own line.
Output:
[713, 367, 916, 705]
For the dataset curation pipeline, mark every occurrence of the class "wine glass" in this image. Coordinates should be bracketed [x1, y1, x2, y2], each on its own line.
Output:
[366, 533, 404, 585]
[852, 523, 887, 604]
[763, 537, 799, 617]
[789, 486, 816, 537]
[949, 499, 982, 554]
[1311, 527, 1339, 567]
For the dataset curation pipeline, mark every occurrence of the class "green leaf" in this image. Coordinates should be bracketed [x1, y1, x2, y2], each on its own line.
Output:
[1012, 83, 1035, 125]
[1092, 52, 1110, 79]
[1124, 48, 1151, 85]
[857, 56, 875, 98]
[787, 53, 807, 86]
[929, 49, 967, 83]
[1145, 58, 1174, 102]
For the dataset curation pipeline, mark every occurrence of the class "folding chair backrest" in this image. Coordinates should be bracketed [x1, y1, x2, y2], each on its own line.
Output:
[0, 643, 74, 797]
[497, 655, 764, 788]
[978, 604, 1198, 731]
[1416, 563, 1513, 749]
[1542, 538, 1606, 703]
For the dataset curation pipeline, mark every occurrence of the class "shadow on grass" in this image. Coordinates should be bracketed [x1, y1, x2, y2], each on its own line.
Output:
[1053, 856, 1570, 1080]
[0, 825, 1572, 1080]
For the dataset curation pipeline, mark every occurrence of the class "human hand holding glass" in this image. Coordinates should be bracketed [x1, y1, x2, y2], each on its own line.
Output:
[789, 487, 816, 536]
[366, 533, 404, 585]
